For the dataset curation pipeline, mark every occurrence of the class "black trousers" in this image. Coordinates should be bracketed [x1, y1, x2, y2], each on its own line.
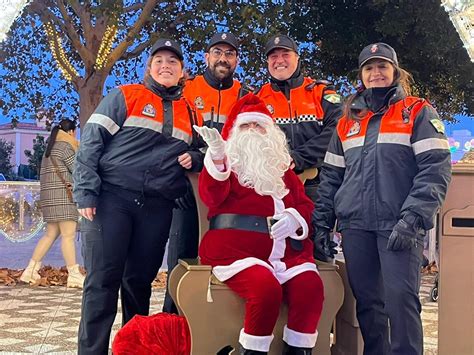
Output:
[341, 229, 424, 355]
[162, 193, 199, 314]
[78, 189, 173, 355]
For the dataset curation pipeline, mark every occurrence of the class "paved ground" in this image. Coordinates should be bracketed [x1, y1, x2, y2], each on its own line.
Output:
[0, 274, 438, 354]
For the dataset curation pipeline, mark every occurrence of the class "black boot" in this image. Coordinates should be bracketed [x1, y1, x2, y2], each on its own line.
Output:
[282, 341, 312, 355]
[240, 345, 267, 355]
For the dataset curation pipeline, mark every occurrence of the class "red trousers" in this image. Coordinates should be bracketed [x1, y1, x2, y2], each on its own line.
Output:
[226, 265, 324, 337]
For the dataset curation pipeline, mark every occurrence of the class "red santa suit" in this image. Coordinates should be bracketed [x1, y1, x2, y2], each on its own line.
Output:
[197, 95, 324, 353]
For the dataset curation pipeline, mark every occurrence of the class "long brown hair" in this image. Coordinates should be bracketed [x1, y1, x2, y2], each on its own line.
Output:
[344, 61, 414, 120]
[45, 119, 76, 158]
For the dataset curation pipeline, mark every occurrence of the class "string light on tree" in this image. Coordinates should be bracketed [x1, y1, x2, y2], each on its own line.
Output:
[43, 21, 79, 81]
[95, 23, 118, 70]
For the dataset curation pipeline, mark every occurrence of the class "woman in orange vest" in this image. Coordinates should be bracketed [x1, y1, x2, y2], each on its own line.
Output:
[313, 43, 451, 355]
[74, 38, 203, 355]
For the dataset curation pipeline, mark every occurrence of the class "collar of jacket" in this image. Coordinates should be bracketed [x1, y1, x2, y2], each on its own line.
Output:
[351, 84, 405, 114]
[203, 67, 234, 90]
[144, 76, 183, 101]
[269, 62, 304, 97]
[56, 129, 79, 151]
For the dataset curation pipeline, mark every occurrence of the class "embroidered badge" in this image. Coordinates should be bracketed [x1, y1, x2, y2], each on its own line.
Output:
[266, 104, 274, 114]
[165, 40, 171, 46]
[221, 33, 227, 40]
[430, 119, 445, 134]
[371, 44, 378, 53]
[323, 93, 341, 104]
[142, 103, 156, 118]
[347, 121, 361, 137]
[274, 37, 280, 45]
[194, 96, 205, 110]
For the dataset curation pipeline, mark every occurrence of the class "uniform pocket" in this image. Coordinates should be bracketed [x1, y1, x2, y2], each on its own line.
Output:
[79, 218, 103, 271]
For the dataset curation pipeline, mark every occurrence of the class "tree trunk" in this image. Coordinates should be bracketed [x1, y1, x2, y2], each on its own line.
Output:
[76, 73, 108, 130]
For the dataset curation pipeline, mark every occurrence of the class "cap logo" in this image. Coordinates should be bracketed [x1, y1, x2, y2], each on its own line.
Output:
[274, 37, 280, 44]
[165, 41, 172, 46]
[370, 44, 378, 53]
[221, 33, 227, 39]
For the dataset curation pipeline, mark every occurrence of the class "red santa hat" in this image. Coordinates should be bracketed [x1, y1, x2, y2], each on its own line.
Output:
[221, 93, 274, 140]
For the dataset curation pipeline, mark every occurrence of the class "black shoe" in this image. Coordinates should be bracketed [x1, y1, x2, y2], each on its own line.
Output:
[282, 342, 312, 355]
[240, 345, 267, 355]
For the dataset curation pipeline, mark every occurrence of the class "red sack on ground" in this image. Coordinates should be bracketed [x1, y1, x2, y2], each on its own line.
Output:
[112, 312, 191, 355]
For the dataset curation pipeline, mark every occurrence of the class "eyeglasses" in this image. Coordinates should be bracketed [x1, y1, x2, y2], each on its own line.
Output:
[210, 48, 237, 59]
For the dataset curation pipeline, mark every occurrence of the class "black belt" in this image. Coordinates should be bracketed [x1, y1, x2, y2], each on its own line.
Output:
[209, 213, 303, 251]
[209, 214, 271, 234]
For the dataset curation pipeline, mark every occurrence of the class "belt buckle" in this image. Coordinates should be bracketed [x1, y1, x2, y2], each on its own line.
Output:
[266, 216, 276, 234]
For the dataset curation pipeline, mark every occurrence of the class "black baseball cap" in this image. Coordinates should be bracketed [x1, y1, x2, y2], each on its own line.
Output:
[265, 34, 298, 56]
[207, 32, 239, 52]
[358, 42, 398, 68]
[150, 38, 184, 61]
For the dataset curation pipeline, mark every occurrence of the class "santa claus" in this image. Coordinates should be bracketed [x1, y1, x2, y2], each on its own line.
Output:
[193, 94, 324, 355]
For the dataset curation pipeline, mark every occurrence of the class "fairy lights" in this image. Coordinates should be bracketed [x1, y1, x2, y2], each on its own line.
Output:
[0, 0, 30, 42]
[95, 23, 118, 70]
[0, 182, 45, 243]
[43, 21, 79, 81]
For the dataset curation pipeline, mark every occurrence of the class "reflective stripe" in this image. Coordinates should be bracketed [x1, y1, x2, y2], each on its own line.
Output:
[377, 133, 411, 146]
[123, 116, 163, 133]
[87, 113, 120, 135]
[172, 127, 192, 145]
[342, 137, 364, 152]
[203, 112, 227, 124]
[412, 138, 450, 155]
[324, 152, 345, 168]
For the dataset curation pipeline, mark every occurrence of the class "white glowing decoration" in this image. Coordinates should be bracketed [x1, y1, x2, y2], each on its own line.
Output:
[442, 0, 474, 62]
[0, 182, 45, 243]
[0, 0, 30, 42]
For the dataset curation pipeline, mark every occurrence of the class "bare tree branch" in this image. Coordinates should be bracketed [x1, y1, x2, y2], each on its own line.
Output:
[106, 0, 159, 72]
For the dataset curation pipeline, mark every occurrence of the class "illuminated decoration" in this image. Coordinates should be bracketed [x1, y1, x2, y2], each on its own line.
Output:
[43, 21, 79, 81]
[448, 136, 461, 153]
[441, 0, 474, 62]
[95, 23, 118, 70]
[0, 182, 45, 243]
[0, 0, 30, 42]
[463, 138, 474, 151]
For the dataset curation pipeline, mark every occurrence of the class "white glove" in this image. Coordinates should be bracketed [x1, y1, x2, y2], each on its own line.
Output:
[270, 212, 301, 240]
[193, 125, 226, 160]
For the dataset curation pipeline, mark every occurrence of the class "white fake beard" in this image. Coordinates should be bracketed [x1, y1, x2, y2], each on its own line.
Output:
[225, 124, 291, 199]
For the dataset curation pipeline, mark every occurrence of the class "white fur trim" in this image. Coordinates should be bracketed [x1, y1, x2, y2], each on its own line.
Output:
[212, 257, 273, 282]
[235, 112, 273, 127]
[203, 151, 231, 181]
[239, 329, 274, 352]
[277, 262, 318, 284]
[283, 325, 318, 348]
[272, 197, 285, 214]
[283, 208, 308, 240]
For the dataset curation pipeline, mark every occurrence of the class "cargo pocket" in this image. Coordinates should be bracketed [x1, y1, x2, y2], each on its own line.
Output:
[79, 217, 103, 272]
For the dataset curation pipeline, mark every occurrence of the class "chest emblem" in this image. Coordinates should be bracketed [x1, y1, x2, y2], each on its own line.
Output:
[347, 121, 361, 137]
[266, 104, 274, 114]
[194, 96, 205, 110]
[142, 103, 156, 118]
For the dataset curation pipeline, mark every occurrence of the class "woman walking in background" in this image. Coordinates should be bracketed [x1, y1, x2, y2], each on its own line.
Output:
[20, 118, 84, 288]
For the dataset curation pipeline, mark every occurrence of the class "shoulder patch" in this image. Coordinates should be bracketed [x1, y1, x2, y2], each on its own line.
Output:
[323, 93, 341, 104]
[430, 119, 445, 134]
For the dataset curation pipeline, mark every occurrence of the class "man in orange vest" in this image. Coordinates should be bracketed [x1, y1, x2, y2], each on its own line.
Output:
[163, 32, 251, 314]
[256, 34, 343, 204]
